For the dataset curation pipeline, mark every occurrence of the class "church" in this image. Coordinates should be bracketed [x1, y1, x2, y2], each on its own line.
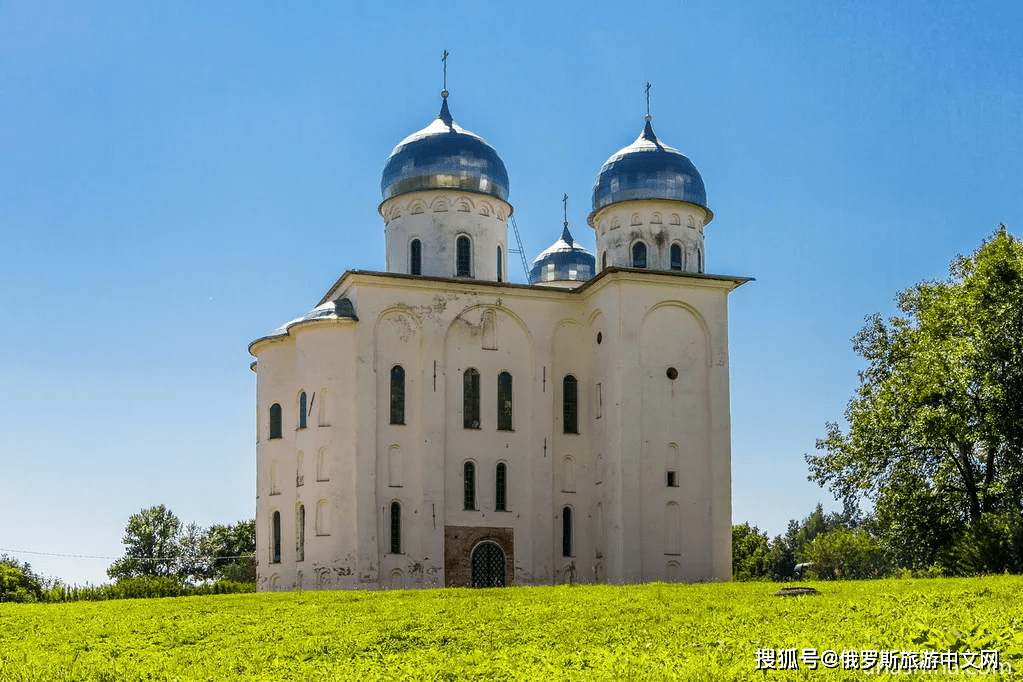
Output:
[248, 85, 749, 591]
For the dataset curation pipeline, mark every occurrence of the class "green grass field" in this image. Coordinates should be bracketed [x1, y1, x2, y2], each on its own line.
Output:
[3, 577, 1022, 680]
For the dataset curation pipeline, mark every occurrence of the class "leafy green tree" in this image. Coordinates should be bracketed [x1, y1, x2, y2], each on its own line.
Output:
[809, 227, 1023, 569]
[0, 554, 53, 602]
[937, 511, 1023, 576]
[107, 505, 182, 580]
[732, 523, 772, 581]
[0, 565, 42, 603]
[204, 520, 256, 583]
[804, 527, 892, 580]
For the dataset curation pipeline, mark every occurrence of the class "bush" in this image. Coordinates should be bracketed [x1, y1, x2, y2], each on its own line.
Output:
[938, 512, 1023, 576]
[0, 564, 42, 603]
[805, 527, 893, 580]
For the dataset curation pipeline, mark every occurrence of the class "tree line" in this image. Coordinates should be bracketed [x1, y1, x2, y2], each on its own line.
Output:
[1, 505, 255, 603]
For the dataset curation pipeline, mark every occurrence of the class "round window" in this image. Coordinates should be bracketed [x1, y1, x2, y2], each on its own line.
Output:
[666, 367, 678, 380]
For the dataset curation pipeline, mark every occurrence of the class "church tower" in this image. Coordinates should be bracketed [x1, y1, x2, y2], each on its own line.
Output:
[587, 113, 711, 274]
[379, 91, 512, 282]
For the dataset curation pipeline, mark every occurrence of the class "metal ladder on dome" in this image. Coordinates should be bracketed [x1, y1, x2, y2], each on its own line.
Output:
[508, 214, 530, 282]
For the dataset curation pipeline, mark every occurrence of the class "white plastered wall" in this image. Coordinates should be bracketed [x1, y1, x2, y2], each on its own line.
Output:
[380, 190, 511, 282]
[590, 199, 709, 273]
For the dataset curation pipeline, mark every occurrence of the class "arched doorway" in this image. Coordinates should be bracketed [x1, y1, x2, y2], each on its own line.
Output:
[471, 541, 506, 588]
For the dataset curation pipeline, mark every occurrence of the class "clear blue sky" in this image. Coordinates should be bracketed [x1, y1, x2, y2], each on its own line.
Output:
[2, 1, 1020, 585]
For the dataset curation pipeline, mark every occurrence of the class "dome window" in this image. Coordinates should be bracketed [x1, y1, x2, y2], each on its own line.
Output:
[456, 236, 472, 277]
[670, 244, 683, 271]
[410, 239, 422, 276]
[632, 242, 647, 269]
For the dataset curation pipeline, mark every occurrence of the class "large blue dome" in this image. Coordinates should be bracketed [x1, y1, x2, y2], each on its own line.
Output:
[590, 119, 709, 216]
[381, 97, 509, 203]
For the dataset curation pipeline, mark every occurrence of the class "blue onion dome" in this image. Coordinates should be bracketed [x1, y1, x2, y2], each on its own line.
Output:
[590, 118, 711, 220]
[529, 225, 595, 284]
[381, 95, 509, 202]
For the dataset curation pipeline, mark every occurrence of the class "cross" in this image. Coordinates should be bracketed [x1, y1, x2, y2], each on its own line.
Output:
[442, 50, 449, 92]
[645, 81, 652, 117]
[562, 193, 569, 225]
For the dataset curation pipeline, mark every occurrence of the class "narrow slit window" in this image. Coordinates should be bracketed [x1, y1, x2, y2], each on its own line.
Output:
[390, 501, 401, 554]
[296, 504, 305, 561]
[497, 371, 513, 431]
[632, 242, 647, 268]
[299, 392, 307, 429]
[562, 507, 573, 557]
[390, 365, 405, 425]
[670, 244, 682, 271]
[456, 236, 472, 277]
[563, 375, 578, 434]
[410, 239, 422, 275]
[497, 245, 503, 282]
[495, 462, 507, 511]
[269, 403, 282, 439]
[463, 368, 480, 428]
[271, 511, 281, 564]
[464, 461, 476, 510]
[601, 251, 608, 270]
[697, 247, 703, 273]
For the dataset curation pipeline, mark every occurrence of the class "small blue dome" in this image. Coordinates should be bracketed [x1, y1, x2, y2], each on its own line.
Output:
[529, 226, 595, 284]
[381, 97, 509, 202]
[590, 120, 709, 217]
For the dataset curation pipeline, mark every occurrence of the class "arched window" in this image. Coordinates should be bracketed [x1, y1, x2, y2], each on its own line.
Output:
[317, 447, 329, 481]
[463, 368, 480, 429]
[410, 239, 422, 275]
[665, 502, 681, 555]
[667, 443, 680, 487]
[296, 504, 305, 561]
[298, 392, 307, 429]
[562, 456, 575, 493]
[269, 403, 282, 439]
[463, 461, 476, 510]
[670, 244, 683, 271]
[390, 365, 405, 425]
[495, 462, 507, 511]
[497, 245, 503, 282]
[562, 506, 573, 557]
[601, 251, 608, 270]
[563, 375, 578, 434]
[456, 235, 472, 277]
[389, 445, 402, 487]
[271, 511, 281, 564]
[390, 501, 402, 554]
[497, 371, 513, 431]
[632, 242, 647, 268]
[316, 499, 329, 536]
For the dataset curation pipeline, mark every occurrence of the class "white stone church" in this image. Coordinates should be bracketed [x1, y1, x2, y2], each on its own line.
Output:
[249, 89, 748, 591]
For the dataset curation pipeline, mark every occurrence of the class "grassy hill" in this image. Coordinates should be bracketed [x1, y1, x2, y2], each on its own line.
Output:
[3, 577, 1022, 680]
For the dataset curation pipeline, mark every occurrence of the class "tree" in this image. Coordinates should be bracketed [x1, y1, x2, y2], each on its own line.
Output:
[732, 523, 772, 581]
[204, 520, 256, 583]
[804, 527, 891, 580]
[0, 555, 46, 603]
[107, 505, 182, 581]
[809, 227, 1023, 569]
